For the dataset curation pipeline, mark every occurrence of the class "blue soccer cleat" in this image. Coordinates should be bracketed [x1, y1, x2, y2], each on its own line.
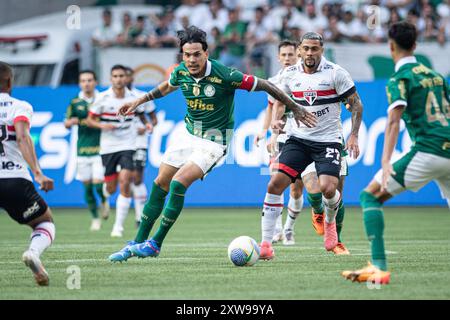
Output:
[129, 239, 160, 258]
[109, 241, 137, 262]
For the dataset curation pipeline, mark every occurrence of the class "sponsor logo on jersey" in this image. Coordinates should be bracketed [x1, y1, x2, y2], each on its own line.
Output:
[206, 76, 222, 84]
[204, 85, 216, 97]
[187, 99, 215, 111]
[318, 81, 331, 86]
[304, 91, 317, 105]
[0, 101, 13, 107]
[23, 201, 40, 219]
[1, 161, 23, 170]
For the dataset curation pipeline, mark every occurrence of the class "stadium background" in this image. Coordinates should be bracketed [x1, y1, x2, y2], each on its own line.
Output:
[1, 0, 449, 207]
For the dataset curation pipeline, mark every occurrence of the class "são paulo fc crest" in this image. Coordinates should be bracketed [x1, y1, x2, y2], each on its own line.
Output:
[204, 84, 216, 97]
[304, 91, 317, 105]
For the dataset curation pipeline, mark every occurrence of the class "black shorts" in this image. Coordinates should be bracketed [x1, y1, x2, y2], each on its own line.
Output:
[0, 178, 48, 224]
[133, 148, 147, 172]
[101, 150, 134, 182]
[275, 137, 342, 181]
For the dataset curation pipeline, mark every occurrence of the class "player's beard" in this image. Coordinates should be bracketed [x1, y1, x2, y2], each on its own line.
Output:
[304, 57, 316, 68]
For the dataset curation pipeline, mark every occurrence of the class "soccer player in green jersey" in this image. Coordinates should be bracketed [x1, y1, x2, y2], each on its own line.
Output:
[342, 21, 450, 284]
[108, 26, 316, 262]
[65, 70, 109, 231]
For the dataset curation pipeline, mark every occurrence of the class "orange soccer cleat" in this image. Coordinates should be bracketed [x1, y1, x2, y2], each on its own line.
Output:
[311, 209, 324, 235]
[342, 262, 391, 284]
[259, 241, 275, 260]
[332, 242, 350, 255]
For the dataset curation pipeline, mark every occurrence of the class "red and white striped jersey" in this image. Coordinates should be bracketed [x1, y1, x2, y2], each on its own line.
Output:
[0, 93, 33, 181]
[278, 56, 356, 143]
[89, 87, 144, 155]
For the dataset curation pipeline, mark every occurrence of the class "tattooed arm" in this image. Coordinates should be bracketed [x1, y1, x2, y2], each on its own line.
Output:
[254, 79, 317, 128]
[118, 81, 177, 116]
[342, 91, 363, 159]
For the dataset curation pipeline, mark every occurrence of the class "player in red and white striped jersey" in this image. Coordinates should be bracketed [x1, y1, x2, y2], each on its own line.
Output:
[259, 33, 363, 259]
[0, 61, 55, 286]
[87, 65, 151, 238]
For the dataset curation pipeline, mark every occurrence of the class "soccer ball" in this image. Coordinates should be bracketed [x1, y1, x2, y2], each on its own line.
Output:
[227, 236, 260, 267]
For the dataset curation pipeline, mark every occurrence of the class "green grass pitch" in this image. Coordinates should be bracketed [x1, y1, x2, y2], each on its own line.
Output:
[0, 207, 449, 299]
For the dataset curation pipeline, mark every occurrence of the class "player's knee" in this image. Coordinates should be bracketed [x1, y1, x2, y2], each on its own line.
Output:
[290, 187, 302, 199]
[134, 176, 142, 185]
[106, 183, 116, 195]
[267, 178, 285, 195]
[154, 176, 170, 192]
[321, 186, 336, 199]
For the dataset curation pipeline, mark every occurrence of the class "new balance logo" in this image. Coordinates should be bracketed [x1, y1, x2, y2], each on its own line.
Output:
[23, 202, 40, 219]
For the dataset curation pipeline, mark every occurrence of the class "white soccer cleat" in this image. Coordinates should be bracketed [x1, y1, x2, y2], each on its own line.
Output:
[110, 228, 123, 238]
[22, 250, 49, 286]
[101, 200, 110, 220]
[283, 229, 295, 246]
[90, 218, 101, 231]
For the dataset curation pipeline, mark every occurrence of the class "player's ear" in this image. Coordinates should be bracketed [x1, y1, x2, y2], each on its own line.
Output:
[205, 49, 209, 59]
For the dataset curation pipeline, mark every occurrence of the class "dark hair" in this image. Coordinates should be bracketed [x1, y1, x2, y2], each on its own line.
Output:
[103, 8, 112, 16]
[300, 32, 324, 46]
[110, 64, 127, 74]
[79, 69, 97, 81]
[278, 39, 298, 51]
[0, 61, 13, 90]
[177, 26, 208, 53]
[388, 21, 417, 51]
[125, 66, 134, 75]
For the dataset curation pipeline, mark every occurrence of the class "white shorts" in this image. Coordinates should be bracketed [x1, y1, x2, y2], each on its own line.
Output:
[301, 156, 349, 178]
[162, 127, 227, 175]
[76, 155, 104, 182]
[374, 150, 450, 201]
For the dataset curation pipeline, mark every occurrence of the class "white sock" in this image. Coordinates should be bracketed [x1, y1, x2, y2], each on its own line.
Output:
[261, 193, 283, 243]
[274, 214, 283, 235]
[113, 194, 131, 232]
[132, 183, 147, 222]
[274, 193, 284, 234]
[103, 183, 112, 198]
[284, 194, 303, 231]
[322, 190, 341, 223]
[29, 222, 55, 257]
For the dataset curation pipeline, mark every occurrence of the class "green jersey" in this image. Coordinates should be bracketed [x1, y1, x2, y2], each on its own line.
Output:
[386, 58, 450, 158]
[66, 95, 101, 156]
[169, 59, 256, 144]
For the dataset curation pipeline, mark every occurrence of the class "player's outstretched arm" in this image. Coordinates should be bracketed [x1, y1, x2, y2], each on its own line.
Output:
[118, 81, 177, 116]
[343, 91, 363, 159]
[380, 106, 404, 191]
[254, 103, 272, 146]
[15, 121, 54, 192]
[254, 79, 317, 128]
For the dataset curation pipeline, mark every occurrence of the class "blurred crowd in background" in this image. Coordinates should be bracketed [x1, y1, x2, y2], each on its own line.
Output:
[92, 0, 450, 76]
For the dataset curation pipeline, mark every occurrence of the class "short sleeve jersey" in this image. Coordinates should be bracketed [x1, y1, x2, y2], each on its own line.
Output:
[278, 57, 356, 144]
[169, 59, 257, 145]
[0, 93, 33, 181]
[89, 87, 144, 155]
[386, 59, 450, 158]
[65, 93, 101, 156]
